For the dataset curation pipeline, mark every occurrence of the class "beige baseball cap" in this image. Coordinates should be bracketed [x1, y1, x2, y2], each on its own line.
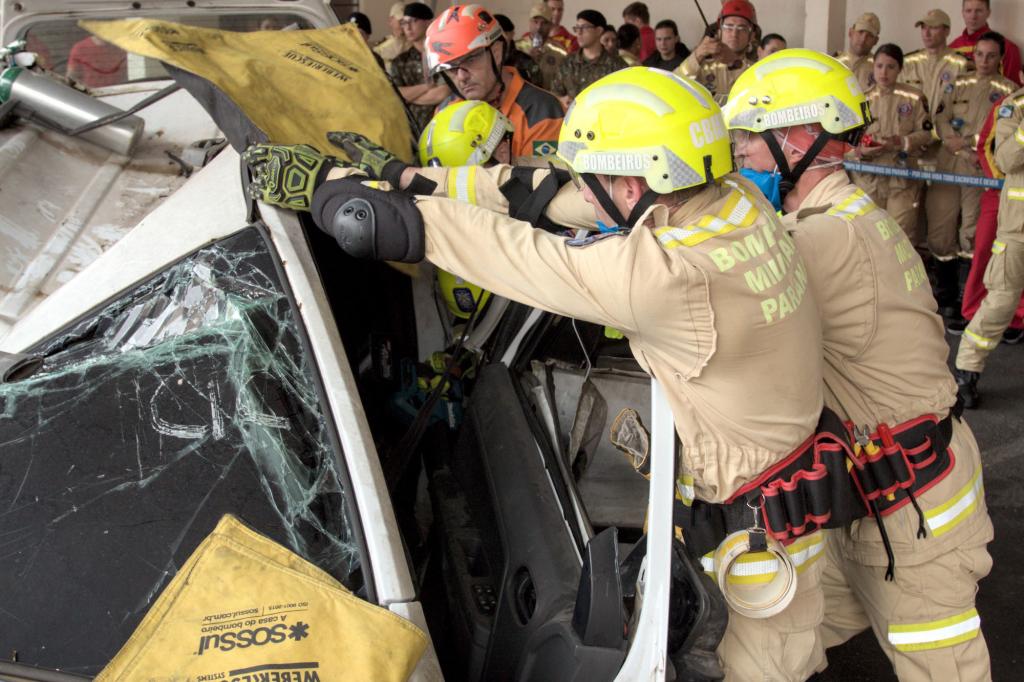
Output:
[852, 12, 880, 36]
[530, 3, 553, 21]
[389, 2, 407, 20]
[915, 9, 951, 28]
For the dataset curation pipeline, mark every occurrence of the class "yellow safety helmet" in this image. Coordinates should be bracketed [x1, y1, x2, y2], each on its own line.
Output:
[437, 269, 492, 320]
[418, 100, 514, 167]
[557, 67, 733, 195]
[722, 48, 869, 137]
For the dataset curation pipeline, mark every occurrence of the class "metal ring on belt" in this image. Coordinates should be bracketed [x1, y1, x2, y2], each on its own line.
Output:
[713, 529, 797, 619]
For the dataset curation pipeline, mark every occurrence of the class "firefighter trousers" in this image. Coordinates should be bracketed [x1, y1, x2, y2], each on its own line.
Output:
[957, 237, 1024, 372]
[818, 418, 993, 681]
[961, 190, 1024, 327]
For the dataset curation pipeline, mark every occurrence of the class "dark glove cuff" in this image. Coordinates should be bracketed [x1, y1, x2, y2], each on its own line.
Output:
[381, 159, 410, 188]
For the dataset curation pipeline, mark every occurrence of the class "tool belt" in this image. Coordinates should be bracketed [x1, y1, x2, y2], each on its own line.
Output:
[676, 405, 960, 568]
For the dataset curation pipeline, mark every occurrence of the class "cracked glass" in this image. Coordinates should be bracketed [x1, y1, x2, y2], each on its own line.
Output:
[0, 227, 362, 674]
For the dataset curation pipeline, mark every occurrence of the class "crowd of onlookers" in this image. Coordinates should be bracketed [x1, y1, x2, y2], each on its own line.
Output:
[360, 0, 1024, 347]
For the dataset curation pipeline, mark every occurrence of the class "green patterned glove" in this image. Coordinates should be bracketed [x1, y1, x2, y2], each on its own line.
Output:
[243, 143, 341, 211]
[326, 131, 408, 186]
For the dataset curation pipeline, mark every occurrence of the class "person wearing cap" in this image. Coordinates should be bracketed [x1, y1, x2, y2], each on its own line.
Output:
[390, 3, 450, 135]
[933, 32, 1015, 263]
[643, 19, 690, 73]
[345, 12, 386, 72]
[849, 44, 932, 238]
[424, 5, 564, 162]
[249, 66, 829, 679]
[545, 0, 579, 54]
[725, 49, 993, 682]
[621, 2, 656, 62]
[950, 0, 1022, 87]
[835, 12, 881, 93]
[675, 0, 757, 104]
[954, 81, 1024, 406]
[551, 10, 627, 107]
[516, 3, 567, 92]
[497, 14, 542, 87]
[900, 9, 973, 323]
[373, 2, 410, 72]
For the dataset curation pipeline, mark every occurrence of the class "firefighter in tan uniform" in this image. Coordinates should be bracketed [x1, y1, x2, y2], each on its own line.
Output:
[835, 12, 880, 93]
[850, 44, 932, 236]
[932, 33, 1015, 257]
[899, 9, 974, 318]
[675, 0, 756, 104]
[726, 49, 993, 681]
[955, 85, 1024, 407]
[246, 68, 841, 681]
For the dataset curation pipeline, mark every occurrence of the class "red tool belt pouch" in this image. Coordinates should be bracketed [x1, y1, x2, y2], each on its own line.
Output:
[847, 413, 956, 517]
[726, 408, 864, 542]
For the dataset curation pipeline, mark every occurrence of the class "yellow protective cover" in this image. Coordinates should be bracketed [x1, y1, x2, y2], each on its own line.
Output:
[81, 19, 414, 162]
[97, 515, 427, 682]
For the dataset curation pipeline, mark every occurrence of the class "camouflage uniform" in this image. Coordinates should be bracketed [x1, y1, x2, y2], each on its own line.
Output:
[507, 46, 542, 87]
[517, 39, 568, 93]
[390, 45, 435, 135]
[551, 49, 627, 101]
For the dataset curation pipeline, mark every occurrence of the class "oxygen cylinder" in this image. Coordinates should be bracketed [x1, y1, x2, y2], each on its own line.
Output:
[0, 66, 144, 155]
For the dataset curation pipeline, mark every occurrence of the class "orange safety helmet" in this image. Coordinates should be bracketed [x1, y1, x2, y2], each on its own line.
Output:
[425, 4, 504, 76]
[719, 0, 757, 26]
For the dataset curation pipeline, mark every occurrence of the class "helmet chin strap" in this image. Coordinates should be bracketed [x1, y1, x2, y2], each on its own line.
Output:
[759, 129, 835, 204]
[581, 174, 658, 229]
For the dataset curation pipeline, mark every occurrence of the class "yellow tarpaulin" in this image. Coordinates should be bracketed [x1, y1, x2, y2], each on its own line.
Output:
[81, 19, 413, 162]
[97, 514, 427, 682]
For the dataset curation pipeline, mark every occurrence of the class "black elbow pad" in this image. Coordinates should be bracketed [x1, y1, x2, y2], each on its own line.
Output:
[312, 178, 425, 262]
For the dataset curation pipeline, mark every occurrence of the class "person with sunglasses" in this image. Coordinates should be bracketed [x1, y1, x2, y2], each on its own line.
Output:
[551, 10, 627, 108]
[675, 0, 757, 104]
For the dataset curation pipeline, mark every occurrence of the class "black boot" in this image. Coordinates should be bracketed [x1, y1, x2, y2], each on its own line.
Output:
[934, 259, 962, 319]
[955, 369, 981, 409]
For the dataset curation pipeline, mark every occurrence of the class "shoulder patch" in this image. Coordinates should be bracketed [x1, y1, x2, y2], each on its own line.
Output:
[566, 231, 626, 248]
[898, 102, 913, 117]
[999, 104, 1015, 118]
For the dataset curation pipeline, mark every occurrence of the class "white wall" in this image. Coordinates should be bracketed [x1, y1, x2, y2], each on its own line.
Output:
[363, 1, 1024, 59]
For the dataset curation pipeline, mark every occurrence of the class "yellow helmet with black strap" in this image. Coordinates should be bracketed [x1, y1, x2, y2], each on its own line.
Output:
[722, 48, 869, 201]
[556, 67, 734, 227]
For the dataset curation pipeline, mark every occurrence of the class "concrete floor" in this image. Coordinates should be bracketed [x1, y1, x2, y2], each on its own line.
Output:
[817, 332, 1023, 681]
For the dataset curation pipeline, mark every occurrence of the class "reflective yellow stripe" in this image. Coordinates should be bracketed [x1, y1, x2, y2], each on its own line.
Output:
[708, 533, 824, 585]
[1007, 189, 1024, 202]
[447, 167, 477, 205]
[826, 188, 877, 221]
[1015, 126, 1024, 145]
[364, 180, 385, 189]
[888, 608, 981, 652]
[654, 180, 759, 249]
[926, 467, 983, 536]
[964, 328, 999, 350]
[676, 474, 695, 506]
[991, 240, 1007, 254]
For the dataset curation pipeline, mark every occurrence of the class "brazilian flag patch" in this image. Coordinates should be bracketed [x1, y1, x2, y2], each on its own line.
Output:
[533, 140, 558, 156]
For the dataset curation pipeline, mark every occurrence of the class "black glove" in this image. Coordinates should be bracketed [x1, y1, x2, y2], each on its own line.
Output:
[311, 177, 424, 263]
[327, 131, 409, 187]
[242, 143, 344, 211]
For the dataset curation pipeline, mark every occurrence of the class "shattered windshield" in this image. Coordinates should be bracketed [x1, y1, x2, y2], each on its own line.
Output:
[0, 227, 362, 674]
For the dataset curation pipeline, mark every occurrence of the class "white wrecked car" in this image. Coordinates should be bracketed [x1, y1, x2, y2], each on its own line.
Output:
[0, 2, 710, 680]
